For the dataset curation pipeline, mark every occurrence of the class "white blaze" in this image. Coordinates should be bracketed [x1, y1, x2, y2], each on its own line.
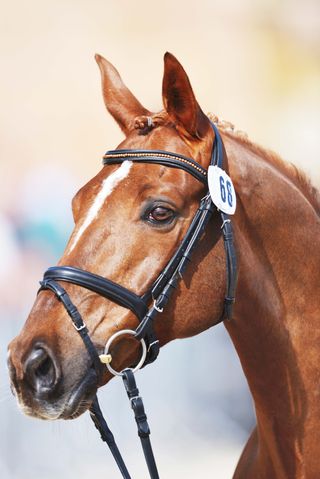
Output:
[68, 160, 133, 252]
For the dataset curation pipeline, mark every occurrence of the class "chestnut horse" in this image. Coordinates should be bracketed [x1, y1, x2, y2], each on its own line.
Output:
[8, 52, 320, 478]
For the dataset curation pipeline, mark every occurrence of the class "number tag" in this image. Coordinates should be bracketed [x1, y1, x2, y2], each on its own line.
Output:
[208, 165, 236, 215]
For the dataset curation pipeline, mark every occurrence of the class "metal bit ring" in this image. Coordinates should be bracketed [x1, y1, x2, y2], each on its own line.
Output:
[102, 329, 147, 377]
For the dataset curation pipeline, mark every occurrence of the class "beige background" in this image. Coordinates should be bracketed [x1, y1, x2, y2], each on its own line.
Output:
[1, 1, 319, 478]
[2, 0, 320, 192]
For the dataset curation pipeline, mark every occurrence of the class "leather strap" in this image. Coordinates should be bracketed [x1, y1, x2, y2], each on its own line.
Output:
[90, 397, 131, 479]
[39, 278, 102, 376]
[220, 212, 237, 320]
[135, 194, 215, 341]
[41, 266, 158, 366]
[103, 149, 207, 185]
[122, 369, 159, 479]
[38, 279, 131, 479]
[43, 266, 148, 321]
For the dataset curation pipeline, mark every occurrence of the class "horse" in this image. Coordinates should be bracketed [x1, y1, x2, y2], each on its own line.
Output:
[7, 52, 320, 478]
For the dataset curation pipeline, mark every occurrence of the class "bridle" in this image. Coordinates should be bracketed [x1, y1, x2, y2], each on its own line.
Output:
[38, 122, 237, 478]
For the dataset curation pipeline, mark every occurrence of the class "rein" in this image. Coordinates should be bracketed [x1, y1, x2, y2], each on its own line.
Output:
[38, 122, 237, 478]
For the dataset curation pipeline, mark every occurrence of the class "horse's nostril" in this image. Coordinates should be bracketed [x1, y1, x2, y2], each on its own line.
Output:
[24, 346, 59, 395]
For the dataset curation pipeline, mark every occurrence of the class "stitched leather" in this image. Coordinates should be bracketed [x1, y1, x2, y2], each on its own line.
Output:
[90, 397, 131, 479]
[38, 279, 102, 377]
[43, 266, 148, 320]
[103, 149, 207, 184]
[122, 369, 159, 478]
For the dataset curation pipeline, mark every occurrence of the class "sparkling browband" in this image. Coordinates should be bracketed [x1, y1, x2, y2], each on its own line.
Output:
[103, 149, 207, 184]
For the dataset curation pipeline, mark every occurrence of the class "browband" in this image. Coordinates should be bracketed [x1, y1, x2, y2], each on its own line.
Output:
[103, 149, 207, 184]
[103, 122, 224, 182]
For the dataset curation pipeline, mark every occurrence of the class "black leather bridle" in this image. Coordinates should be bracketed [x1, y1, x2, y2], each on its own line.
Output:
[38, 122, 237, 478]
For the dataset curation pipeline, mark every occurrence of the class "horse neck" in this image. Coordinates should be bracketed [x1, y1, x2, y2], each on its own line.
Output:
[223, 134, 320, 476]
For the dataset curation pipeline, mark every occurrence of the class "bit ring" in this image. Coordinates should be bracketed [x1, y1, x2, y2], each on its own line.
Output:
[102, 329, 147, 377]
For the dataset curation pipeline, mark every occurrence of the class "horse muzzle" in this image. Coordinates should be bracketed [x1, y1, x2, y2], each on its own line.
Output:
[7, 340, 98, 420]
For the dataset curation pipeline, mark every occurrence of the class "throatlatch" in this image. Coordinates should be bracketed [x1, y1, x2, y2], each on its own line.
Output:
[38, 121, 238, 479]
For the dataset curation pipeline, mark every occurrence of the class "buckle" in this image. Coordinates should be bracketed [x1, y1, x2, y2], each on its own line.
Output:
[153, 300, 163, 313]
[72, 322, 87, 332]
[221, 218, 231, 229]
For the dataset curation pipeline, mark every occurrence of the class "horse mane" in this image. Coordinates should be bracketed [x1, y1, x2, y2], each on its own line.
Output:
[207, 113, 320, 216]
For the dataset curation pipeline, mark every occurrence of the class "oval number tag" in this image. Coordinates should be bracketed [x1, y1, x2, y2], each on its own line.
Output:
[208, 165, 236, 215]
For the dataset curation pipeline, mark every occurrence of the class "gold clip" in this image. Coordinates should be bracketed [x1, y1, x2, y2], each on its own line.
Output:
[99, 354, 112, 364]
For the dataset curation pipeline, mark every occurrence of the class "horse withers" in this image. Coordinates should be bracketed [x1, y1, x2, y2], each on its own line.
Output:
[7, 52, 320, 478]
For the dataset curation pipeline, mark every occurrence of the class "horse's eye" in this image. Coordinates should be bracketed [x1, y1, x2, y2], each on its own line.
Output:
[148, 206, 175, 223]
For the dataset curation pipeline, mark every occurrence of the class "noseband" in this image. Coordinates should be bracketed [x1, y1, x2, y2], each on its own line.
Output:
[38, 122, 237, 478]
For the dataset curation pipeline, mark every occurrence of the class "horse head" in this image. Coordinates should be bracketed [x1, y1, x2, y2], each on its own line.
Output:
[8, 53, 227, 420]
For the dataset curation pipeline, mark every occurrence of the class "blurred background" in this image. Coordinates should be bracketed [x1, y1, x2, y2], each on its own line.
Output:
[1, 1, 319, 478]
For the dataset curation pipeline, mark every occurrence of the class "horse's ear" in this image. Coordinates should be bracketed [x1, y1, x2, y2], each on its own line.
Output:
[95, 54, 151, 135]
[162, 52, 210, 139]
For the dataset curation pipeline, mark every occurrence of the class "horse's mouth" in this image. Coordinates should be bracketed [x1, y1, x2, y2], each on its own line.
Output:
[59, 367, 98, 420]
[13, 367, 99, 421]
